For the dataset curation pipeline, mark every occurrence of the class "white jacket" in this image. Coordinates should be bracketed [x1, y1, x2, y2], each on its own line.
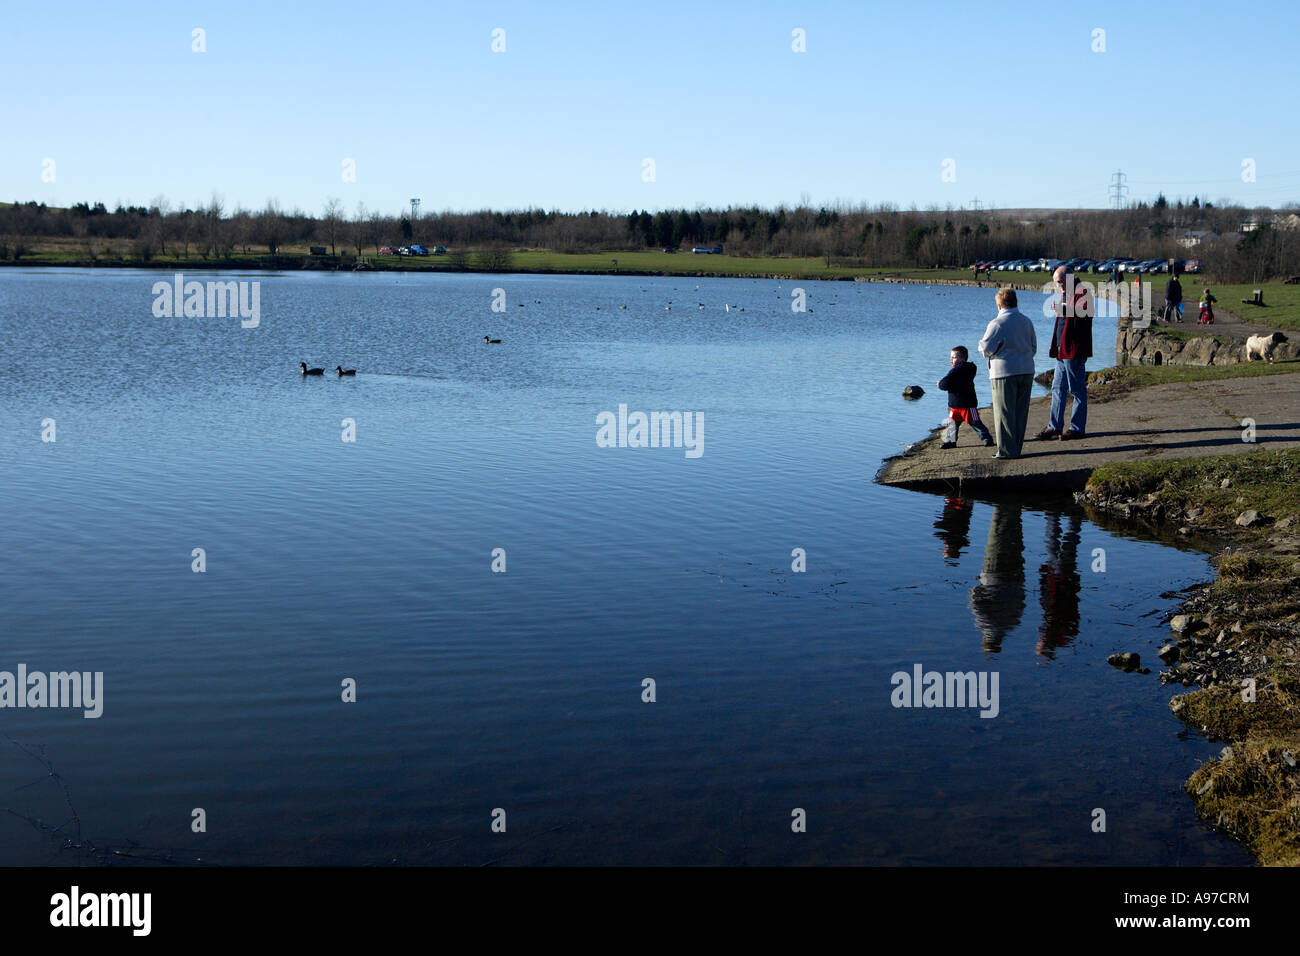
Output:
[978, 308, 1037, 379]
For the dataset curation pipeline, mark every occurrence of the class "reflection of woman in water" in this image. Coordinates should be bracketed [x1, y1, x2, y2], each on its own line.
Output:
[933, 497, 973, 564]
[968, 501, 1026, 653]
[1038, 509, 1083, 657]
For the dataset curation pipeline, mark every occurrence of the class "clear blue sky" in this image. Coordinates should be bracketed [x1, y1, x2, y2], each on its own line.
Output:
[3, 0, 1298, 216]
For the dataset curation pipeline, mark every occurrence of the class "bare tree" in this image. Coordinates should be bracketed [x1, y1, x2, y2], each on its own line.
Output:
[258, 200, 285, 255]
[322, 197, 343, 255]
[351, 202, 368, 258]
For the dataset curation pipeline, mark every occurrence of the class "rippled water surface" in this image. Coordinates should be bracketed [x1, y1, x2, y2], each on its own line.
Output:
[0, 268, 1249, 864]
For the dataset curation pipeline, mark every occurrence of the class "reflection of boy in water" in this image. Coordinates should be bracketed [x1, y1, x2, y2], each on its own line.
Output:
[934, 497, 974, 563]
[1037, 510, 1083, 657]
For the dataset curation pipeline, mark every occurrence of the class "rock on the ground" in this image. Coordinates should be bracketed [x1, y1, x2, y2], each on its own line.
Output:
[1158, 643, 1181, 664]
[1236, 509, 1271, 527]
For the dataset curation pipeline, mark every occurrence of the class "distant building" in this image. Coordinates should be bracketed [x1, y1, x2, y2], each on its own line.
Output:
[1177, 230, 1217, 248]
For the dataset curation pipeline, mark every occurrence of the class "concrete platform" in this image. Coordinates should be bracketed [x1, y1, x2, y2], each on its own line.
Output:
[876, 373, 1300, 493]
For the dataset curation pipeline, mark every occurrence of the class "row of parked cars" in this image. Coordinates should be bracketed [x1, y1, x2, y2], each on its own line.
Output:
[973, 257, 1200, 275]
[379, 244, 448, 256]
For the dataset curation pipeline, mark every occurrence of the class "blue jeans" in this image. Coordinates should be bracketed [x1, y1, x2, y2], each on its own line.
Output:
[1049, 358, 1088, 433]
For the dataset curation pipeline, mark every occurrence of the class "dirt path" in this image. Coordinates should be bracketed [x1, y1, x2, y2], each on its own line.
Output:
[876, 372, 1300, 493]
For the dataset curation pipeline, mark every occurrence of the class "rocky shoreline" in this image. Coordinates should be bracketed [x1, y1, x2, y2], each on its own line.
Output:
[1078, 455, 1300, 865]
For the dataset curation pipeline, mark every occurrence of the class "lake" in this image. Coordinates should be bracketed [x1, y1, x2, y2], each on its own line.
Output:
[0, 268, 1249, 865]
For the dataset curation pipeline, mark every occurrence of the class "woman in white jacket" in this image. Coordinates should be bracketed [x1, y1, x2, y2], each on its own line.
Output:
[977, 288, 1038, 459]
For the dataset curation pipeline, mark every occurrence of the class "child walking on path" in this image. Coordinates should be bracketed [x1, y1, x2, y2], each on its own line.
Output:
[938, 345, 994, 448]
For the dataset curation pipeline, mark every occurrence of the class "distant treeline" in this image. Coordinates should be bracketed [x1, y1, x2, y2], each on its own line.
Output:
[2, 195, 1298, 282]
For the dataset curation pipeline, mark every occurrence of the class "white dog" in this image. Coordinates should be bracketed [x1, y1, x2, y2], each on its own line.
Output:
[1245, 332, 1289, 363]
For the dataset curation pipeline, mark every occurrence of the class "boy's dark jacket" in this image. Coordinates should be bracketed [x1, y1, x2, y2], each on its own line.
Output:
[938, 360, 980, 409]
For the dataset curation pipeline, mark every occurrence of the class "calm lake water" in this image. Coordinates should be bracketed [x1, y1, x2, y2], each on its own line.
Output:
[0, 268, 1249, 865]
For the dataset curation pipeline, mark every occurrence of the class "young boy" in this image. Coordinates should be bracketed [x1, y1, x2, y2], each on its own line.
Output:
[938, 345, 994, 449]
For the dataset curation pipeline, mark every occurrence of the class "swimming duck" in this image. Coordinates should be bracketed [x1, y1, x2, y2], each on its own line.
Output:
[336, 366, 356, 376]
[484, 335, 501, 344]
[300, 362, 324, 376]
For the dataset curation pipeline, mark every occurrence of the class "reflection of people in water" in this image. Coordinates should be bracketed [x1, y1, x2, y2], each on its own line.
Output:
[933, 497, 973, 563]
[968, 501, 1026, 652]
[1038, 509, 1083, 657]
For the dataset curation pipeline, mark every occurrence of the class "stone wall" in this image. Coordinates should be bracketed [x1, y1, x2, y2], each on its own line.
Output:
[1115, 323, 1299, 367]
[1115, 323, 1244, 367]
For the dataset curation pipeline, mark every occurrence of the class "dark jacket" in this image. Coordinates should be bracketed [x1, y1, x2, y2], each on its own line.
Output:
[1049, 283, 1093, 361]
[1165, 276, 1183, 304]
[938, 360, 980, 409]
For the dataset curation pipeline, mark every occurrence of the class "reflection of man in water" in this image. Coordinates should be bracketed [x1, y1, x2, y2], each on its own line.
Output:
[1038, 509, 1083, 657]
[968, 501, 1026, 652]
[933, 497, 973, 564]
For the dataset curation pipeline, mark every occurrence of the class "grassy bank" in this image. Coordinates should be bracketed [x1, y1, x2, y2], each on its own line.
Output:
[1087, 358, 1300, 396]
[1084, 449, 1300, 865]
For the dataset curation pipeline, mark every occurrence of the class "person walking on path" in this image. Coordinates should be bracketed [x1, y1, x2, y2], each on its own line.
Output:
[1164, 270, 1183, 323]
[1036, 266, 1093, 441]
[977, 288, 1037, 459]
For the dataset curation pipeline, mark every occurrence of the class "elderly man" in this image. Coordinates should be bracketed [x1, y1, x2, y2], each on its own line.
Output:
[978, 287, 1038, 459]
[1037, 266, 1093, 441]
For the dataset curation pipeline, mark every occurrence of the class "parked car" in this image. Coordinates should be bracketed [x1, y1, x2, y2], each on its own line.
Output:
[1075, 259, 1097, 272]
[409, 244, 429, 255]
[433, 245, 447, 254]
[379, 246, 398, 255]
[398, 246, 411, 255]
